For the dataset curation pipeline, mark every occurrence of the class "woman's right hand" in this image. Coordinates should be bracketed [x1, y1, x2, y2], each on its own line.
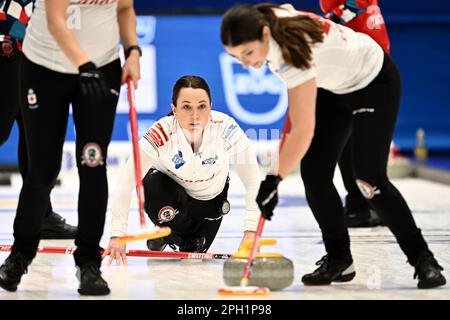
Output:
[102, 237, 128, 265]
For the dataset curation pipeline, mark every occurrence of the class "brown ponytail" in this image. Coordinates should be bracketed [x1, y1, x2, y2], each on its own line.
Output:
[221, 3, 325, 70]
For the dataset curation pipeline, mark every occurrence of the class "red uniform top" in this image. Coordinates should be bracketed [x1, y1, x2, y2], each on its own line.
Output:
[320, 0, 390, 54]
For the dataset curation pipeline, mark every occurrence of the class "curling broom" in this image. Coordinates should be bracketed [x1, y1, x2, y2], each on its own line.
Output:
[117, 78, 171, 244]
[217, 115, 291, 296]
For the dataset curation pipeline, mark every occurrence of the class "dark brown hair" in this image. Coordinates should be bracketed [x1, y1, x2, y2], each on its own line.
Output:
[221, 3, 324, 70]
[171, 75, 212, 106]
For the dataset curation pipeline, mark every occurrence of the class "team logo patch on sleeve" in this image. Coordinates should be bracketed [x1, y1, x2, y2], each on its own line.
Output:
[158, 206, 179, 224]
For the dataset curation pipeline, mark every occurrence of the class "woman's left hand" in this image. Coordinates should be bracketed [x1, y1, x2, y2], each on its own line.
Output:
[121, 51, 141, 89]
[102, 237, 128, 265]
[256, 174, 283, 220]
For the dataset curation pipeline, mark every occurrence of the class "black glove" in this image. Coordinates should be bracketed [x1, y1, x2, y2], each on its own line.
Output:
[256, 174, 282, 221]
[78, 61, 110, 99]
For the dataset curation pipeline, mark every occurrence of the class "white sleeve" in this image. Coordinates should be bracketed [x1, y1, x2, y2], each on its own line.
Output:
[230, 137, 262, 232]
[109, 138, 159, 237]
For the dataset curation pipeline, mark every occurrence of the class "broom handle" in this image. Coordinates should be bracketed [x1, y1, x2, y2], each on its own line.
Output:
[0, 244, 231, 260]
[279, 114, 291, 150]
[240, 115, 291, 285]
[240, 216, 265, 285]
[127, 78, 146, 227]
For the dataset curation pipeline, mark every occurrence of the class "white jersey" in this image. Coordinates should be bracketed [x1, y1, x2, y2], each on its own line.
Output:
[266, 8, 384, 94]
[23, 0, 120, 74]
[110, 111, 262, 237]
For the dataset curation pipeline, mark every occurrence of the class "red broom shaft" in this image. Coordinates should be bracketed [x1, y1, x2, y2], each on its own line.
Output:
[240, 115, 291, 283]
[127, 79, 146, 227]
[0, 244, 230, 260]
[280, 115, 291, 150]
[241, 216, 265, 281]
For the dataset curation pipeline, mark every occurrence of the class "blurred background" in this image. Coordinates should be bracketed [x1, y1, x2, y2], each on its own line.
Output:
[1, 0, 449, 178]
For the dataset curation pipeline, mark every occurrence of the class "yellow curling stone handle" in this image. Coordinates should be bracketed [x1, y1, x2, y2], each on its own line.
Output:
[233, 238, 283, 258]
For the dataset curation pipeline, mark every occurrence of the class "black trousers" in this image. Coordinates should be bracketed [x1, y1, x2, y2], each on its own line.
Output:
[300, 53, 431, 265]
[338, 135, 368, 211]
[143, 171, 229, 252]
[0, 50, 55, 218]
[12, 55, 121, 267]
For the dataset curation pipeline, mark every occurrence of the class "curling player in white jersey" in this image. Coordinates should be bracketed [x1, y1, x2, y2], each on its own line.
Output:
[102, 75, 263, 265]
[0, 0, 141, 295]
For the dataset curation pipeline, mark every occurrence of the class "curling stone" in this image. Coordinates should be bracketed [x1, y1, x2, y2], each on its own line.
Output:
[223, 239, 294, 291]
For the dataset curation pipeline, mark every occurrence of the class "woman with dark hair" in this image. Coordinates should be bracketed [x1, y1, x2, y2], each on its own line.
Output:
[0, 0, 141, 295]
[221, 3, 446, 289]
[102, 75, 262, 265]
